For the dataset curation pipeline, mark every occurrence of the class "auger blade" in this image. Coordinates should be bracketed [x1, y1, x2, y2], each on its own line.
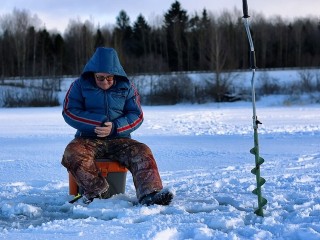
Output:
[258, 157, 264, 165]
[261, 197, 267, 206]
[254, 208, 264, 217]
[251, 168, 257, 175]
[258, 177, 266, 186]
[254, 196, 268, 215]
[252, 178, 266, 189]
[250, 147, 256, 154]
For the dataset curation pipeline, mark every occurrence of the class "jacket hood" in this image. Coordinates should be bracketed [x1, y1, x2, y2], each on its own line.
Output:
[82, 47, 127, 79]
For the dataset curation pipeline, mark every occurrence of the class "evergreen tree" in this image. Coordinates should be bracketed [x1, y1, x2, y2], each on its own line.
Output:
[164, 1, 188, 71]
[132, 14, 151, 57]
[113, 10, 133, 68]
[94, 28, 105, 49]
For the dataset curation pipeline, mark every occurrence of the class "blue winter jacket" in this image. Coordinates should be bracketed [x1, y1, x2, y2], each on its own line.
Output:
[62, 47, 143, 139]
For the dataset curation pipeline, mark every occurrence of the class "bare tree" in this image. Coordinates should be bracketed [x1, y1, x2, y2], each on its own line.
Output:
[0, 8, 41, 76]
[64, 19, 95, 74]
[209, 17, 229, 101]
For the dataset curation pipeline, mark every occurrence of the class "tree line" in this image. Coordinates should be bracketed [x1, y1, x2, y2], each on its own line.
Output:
[0, 1, 319, 78]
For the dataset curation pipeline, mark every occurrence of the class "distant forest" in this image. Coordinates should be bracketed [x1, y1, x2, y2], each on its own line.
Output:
[0, 0, 319, 78]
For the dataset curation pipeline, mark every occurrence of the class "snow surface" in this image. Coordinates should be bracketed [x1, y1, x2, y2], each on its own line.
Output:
[1, 96, 320, 240]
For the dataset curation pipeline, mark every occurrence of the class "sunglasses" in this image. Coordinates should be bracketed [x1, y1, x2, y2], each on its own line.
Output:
[95, 74, 114, 82]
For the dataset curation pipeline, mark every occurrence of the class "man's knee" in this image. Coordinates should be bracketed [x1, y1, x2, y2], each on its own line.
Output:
[61, 138, 95, 169]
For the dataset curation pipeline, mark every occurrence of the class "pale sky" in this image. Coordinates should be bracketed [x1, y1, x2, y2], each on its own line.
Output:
[1, 0, 319, 33]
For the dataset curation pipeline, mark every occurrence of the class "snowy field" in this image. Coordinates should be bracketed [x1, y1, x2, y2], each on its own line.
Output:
[0, 96, 320, 240]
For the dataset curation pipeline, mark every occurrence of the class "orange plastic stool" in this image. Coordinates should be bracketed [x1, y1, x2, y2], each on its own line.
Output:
[69, 159, 128, 197]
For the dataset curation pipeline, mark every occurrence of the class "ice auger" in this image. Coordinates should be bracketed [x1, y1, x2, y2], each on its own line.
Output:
[242, 0, 267, 217]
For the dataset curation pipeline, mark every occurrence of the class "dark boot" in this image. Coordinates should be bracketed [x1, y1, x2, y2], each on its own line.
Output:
[82, 188, 111, 204]
[139, 189, 173, 206]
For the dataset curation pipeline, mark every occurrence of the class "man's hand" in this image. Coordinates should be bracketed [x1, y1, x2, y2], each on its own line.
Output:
[94, 122, 113, 137]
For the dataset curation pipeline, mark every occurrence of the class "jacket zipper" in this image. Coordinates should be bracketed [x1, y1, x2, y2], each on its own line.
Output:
[104, 90, 109, 121]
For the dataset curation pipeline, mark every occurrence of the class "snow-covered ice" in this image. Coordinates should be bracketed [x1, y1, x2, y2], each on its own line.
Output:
[0, 96, 320, 239]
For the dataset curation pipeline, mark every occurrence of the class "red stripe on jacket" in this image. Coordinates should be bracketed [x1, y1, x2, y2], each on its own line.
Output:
[63, 82, 101, 126]
[117, 114, 143, 133]
[118, 82, 143, 133]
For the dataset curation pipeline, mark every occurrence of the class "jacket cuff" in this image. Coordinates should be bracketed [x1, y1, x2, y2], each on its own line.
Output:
[109, 122, 117, 137]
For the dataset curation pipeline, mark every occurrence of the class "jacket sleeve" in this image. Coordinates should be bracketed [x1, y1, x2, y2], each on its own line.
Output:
[113, 81, 144, 137]
[62, 80, 107, 133]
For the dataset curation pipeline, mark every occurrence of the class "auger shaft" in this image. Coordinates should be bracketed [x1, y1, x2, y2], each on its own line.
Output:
[242, 0, 267, 217]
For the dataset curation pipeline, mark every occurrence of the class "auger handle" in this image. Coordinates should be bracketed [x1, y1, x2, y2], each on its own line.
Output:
[242, 0, 250, 18]
[242, 0, 256, 69]
[250, 50, 257, 70]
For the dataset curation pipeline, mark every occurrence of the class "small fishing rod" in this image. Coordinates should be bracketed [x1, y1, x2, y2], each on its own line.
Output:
[242, 0, 267, 217]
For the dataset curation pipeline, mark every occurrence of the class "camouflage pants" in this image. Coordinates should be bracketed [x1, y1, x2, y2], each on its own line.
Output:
[61, 137, 163, 200]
